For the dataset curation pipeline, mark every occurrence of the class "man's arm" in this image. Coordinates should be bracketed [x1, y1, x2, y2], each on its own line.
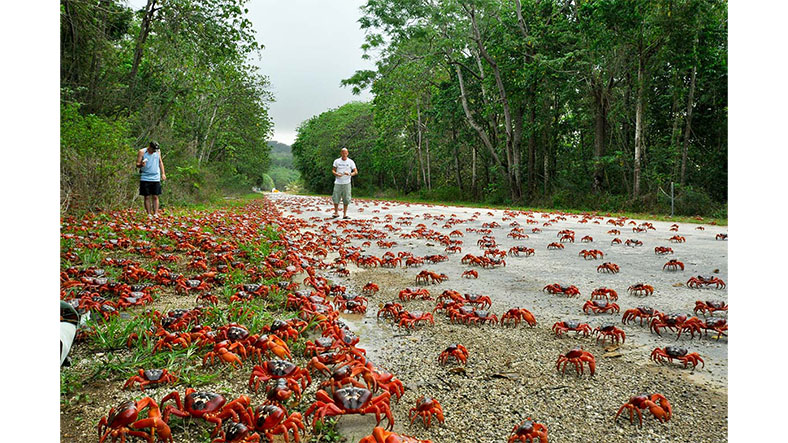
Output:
[159, 155, 166, 181]
[350, 167, 358, 177]
[332, 166, 341, 177]
[136, 150, 145, 168]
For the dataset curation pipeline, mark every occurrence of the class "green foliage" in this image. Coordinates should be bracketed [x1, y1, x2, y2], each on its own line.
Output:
[60, 0, 274, 212]
[261, 174, 275, 191]
[268, 166, 300, 190]
[60, 369, 85, 406]
[292, 102, 377, 194]
[318, 0, 729, 215]
[673, 185, 719, 216]
[310, 418, 343, 442]
[60, 103, 136, 211]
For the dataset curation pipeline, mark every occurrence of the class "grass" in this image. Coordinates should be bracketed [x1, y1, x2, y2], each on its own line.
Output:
[310, 418, 343, 442]
[60, 196, 347, 441]
[296, 190, 728, 226]
[88, 314, 153, 351]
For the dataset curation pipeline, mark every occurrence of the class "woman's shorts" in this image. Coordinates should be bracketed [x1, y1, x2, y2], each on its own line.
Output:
[139, 181, 162, 196]
[332, 183, 352, 205]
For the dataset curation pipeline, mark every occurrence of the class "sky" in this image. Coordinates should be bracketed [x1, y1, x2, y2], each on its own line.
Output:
[130, 0, 376, 145]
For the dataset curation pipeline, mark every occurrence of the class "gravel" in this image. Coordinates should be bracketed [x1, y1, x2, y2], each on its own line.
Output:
[271, 193, 728, 443]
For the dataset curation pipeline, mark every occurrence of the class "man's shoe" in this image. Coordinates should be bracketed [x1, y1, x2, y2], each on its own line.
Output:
[330, 214, 339, 218]
[343, 216, 350, 220]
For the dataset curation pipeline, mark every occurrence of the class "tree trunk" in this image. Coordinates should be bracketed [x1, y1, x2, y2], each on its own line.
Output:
[633, 55, 644, 198]
[527, 103, 536, 195]
[466, 4, 520, 201]
[455, 65, 506, 176]
[452, 125, 463, 191]
[471, 144, 477, 197]
[425, 131, 432, 191]
[592, 86, 608, 192]
[680, 65, 697, 185]
[670, 74, 683, 180]
[415, 105, 426, 188]
[130, 0, 159, 84]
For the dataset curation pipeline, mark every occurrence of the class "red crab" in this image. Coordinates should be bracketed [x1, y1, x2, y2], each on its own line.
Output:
[627, 283, 654, 296]
[399, 287, 432, 301]
[650, 313, 689, 336]
[625, 239, 643, 247]
[556, 348, 595, 377]
[212, 422, 260, 443]
[546, 242, 564, 250]
[377, 302, 404, 319]
[463, 293, 492, 309]
[507, 246, 535, 257]
[716, 233, 728, 240]
[334, 293, 368, 314]
[579, 249, 603, 260]
[319, 363, 377, 394]
[305, 387, 394, 430]
[203, 341, 245, 369]
[176, 278, 210, 294]
[247, 334, 292, 362]
[693, 300, 728, 316]
[462, 269, 479, 279]
[415, 270, 448, 285]
[500, 308, 536, 327]
[362, 282, 380, 294]
[668, 235, 686, 243]
[438, 344, 469, 365]
[593, 324, 626, 345]
[686, 275, 726, 289]
[262, 374, 303, 404]
[552, 320, 592, 337]
[249, 360, 312, 392]
[248, 404, 305, 443]
[263, 319, 307, 342]
[508, 418, 548, 443]
[359, 427, 432, 443]
[650, 346, 704, 369]
[543, 284, 580, 297]
[409, 396, 445, 429]
[596, 262, 619, 273]
[397, 311, 435, 328]
[622, 306, 660, 326]
[591, 287, 618, 301]
[161, 389, 252, 438]
[654, 246, 674, 255]
[615, 394, 672, 426]
[663, 259, 685, 271]
[583, 300, 620, 315]
[97, 399, 156, 443]
[123, 368, 178, 391]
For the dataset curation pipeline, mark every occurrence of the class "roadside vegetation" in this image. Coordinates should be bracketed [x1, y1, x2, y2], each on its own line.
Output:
[61, 0, 277, 213]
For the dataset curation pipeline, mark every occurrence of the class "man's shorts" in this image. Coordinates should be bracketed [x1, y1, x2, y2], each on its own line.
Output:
[139, 181, 162, 196]
[332, 183, 352, 205]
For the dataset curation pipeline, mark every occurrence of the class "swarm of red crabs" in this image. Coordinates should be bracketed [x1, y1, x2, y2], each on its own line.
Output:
[61, 196, 726, 442]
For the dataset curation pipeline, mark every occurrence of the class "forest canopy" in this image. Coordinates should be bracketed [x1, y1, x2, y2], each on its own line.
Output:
[291, 0, 727, 216]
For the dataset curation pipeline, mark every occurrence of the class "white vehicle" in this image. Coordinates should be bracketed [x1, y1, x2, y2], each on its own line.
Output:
[60, 301, 82, 366]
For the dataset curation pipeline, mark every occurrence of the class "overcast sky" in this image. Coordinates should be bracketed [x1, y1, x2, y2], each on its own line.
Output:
[130, 0, 375, 145]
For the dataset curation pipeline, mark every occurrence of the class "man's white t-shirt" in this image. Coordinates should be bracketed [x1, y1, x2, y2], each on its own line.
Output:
[333, 157, 356, 184]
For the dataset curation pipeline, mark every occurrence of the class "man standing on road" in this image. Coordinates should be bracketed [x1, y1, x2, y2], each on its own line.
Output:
[136, 141, 166, 218]
[331, 148, 357, 219]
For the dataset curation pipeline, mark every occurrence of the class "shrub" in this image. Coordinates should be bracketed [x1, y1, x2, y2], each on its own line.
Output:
[673, 185, 718, 216]
[60, 103, 136, 212]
